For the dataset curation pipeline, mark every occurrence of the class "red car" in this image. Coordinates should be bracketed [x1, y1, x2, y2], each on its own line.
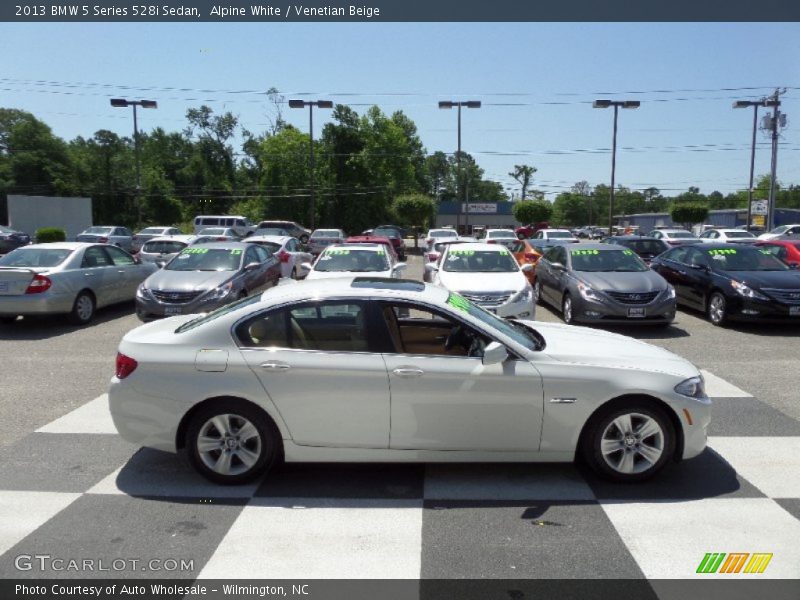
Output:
[755, 240, 800, 267]
[344, 236, 399, 262]
[515, 221, 550, 239]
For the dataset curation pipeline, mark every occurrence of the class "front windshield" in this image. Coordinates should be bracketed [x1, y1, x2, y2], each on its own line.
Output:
[83, 227, 112, 234]
[373, 228, 399, 239]
[624, 239, 666, 255]
[166, 247, 243, 271]
[443, 249, 519, 272]
[571, 248, 648, 272]
[669, 231, 696, 239]
[142, 241, 186, 254]
[707, 247, 789, 271]
[314, 248, 390, 272]
[446, 292, 542, 352]
[140, 227, 166, 235]
[311, 230, 340, 238]
[547, 231, 573, 238]
[770, 225, 790, 234]
[430, 230, 457, 238]
[255, 228, 287, 237]
[198, 228, 227, 235]
[0, 247, 72, 268]
[487, 231, 515, 238]
[725, 231, 755, 239]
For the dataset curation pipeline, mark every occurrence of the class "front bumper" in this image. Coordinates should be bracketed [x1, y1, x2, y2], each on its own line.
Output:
[675, 394, 712, 460]
[461, 293, 535, 319]
[571, 292, 676, 324]
[725, 294, 800, 322]
[135, 289, 234, 320]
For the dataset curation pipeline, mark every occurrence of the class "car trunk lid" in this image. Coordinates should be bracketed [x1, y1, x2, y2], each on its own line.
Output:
[0, 268, 40, 296]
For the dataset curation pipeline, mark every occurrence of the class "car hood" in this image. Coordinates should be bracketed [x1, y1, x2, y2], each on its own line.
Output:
[722, 269, 800, 289]
[438, 270, 527, 293]
[524, 321, 698, 379]
[307, 269, 392, 280]
[144, 269, 236, 291]
[577, 270, 667, 293]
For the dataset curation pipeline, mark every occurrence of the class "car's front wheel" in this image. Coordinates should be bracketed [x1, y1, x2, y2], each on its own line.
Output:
[707, 292, 727, 326]
[562, 293, 574, 324]
[582, 401, 676, 482]
[186, 400, 279, 485]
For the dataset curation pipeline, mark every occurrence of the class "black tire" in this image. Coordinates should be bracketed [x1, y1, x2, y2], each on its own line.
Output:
[562, 293, 574, 324]
[290, 267, 298, 280]
[68, 291, 95, 325]
[186, 399, 279, 485]
[581, 400, 676, 482]
[533, 280, 543, 306]
[707, 292, 727, 327]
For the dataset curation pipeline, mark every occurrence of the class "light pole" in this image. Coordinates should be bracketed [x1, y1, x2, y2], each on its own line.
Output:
[110, 98, 157, 228]
[289, 99, 333, 230]
[439, 100, 481, 234]
[733, 98, 772, 231]
[593, 100, 639, 233]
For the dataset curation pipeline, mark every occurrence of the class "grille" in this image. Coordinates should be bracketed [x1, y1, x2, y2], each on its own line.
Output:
[762, 288, 800, 305]
[151, 290, 203, 304]
[605, 290, 660, 305]
[460, 291, 513, 308]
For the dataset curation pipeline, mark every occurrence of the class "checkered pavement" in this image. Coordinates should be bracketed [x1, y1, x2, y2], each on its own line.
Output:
[1, 370, 799, 583]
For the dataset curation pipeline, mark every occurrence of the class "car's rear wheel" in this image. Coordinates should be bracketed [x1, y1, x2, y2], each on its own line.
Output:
[582, 401, 675, 482]
[291, 266, 298, 279]
[69, 291, 95, 325]
[562, 293, 574, 324]
[186, 400, 279, 485]
[707, 292, 727, 326]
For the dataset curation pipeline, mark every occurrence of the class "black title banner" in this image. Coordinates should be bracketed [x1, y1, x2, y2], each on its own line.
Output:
[3, 0, 800, 22]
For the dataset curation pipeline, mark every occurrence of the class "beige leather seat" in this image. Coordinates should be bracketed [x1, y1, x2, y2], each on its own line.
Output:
[382, 306, 404, 353]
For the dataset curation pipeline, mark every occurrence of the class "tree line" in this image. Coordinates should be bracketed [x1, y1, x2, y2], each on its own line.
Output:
[1, 99, 798, 232]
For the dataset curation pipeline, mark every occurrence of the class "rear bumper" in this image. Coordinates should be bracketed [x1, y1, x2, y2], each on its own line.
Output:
[108, 378, 180, 453]
[0, 291, 74, 315]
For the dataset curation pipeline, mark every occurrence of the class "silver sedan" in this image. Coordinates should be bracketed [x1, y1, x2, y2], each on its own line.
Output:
[0, 242, 157, 324]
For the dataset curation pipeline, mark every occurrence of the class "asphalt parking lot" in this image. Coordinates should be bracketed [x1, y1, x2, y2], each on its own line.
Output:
[0, 243, 799, 586]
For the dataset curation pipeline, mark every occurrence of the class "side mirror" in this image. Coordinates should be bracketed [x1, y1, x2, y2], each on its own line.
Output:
[393, 262, 407, 271]
[551, 262, 566, 271]
[300, 262, 313, 271]
[520, 263, 534, 273]
[482, 341, 508, 366]
[244, 262, 261, 271]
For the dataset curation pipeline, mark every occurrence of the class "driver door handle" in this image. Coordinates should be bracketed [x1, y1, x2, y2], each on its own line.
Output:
[260, 361, 291, 371]
[392, 367, 424, 378]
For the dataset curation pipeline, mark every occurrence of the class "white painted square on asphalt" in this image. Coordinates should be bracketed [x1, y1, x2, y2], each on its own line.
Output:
[0, 491, 81, 556]
[709, 437, 800, 498]
[199, 498, 422, 579]
[700, 370, 752, 398]
[602, 498, 800, 579]
[36, 394, 117, 434]
[424, 464, 595, 500]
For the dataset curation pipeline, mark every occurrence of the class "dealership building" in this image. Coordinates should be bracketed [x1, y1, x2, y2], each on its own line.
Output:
[434, 201, 520, 234]
[616, 208, 800, 232]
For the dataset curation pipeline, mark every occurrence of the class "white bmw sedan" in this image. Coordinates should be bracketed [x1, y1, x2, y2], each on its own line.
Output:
[109, 278, 711, 485]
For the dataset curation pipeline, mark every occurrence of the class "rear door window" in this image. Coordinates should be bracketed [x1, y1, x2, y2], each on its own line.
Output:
[105, 245, 135, 266]
[81, 246, 113, 268]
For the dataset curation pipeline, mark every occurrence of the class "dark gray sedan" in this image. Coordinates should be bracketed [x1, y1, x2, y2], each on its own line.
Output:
[135, 242, 281, 321]
[534, 243, 676, 325]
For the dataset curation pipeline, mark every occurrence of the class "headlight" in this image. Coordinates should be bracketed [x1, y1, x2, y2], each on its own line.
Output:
[674, 376, 707, 399]
[204, 281, 234, 300]
[730, 280, 769, 300]
[509, 286, 533, 303]
[663, 285, 676, 299]
[136, 285, 153, 300]
[577, 281, 604, 302]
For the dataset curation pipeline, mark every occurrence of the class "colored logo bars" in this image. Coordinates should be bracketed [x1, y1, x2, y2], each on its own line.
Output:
[696, 552, 773, 574]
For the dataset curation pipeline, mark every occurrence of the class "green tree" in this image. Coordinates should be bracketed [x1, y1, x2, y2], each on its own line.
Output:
[509, 164, 537, 201]
[552, 192, 588, 226]
[391, 193, 435, 248]
[513, 200, 552, 225]
[670, 203, 709, 229]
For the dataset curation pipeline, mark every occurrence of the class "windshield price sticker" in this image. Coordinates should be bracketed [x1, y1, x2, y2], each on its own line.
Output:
[447, 293, 471, 313]
[708, 248, 737, 256]
[759, 249, 773, 255]
[449, 249, 475, 256]
[622, 249, 634, 256]
[325, 249, 350, 256]
[571, 249, 599, 255]
[182, 248, 208, 255]
[230, 249, 242, 255]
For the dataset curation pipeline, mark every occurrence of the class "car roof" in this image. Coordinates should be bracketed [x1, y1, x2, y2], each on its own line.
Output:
[257, 277, 448, 305]
[566, 242, 622, 251]
[346, 236, 392, 244]
[21, 242, 92, 250]
[609, 235, 661, 240]
[444, 242, 511, 252]
[143, 235, 195, 244]
[327, 243, 385, 251]
[245, 235, 291, 244]
[189, 241, 251, 249]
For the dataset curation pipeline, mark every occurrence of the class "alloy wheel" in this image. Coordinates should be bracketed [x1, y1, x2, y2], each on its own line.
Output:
[599, 412, 665, 475]
[708, 293, 726, 325]
[196, 413, 263, 477]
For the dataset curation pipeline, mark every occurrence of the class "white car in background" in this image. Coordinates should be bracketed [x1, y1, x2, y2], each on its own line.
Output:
[532, 229, 580, 244]
[483, 229, 518, 246]
[308, 229, 347, 256]
[109, 277, 711, 485]
[757, 224, 800, 240]
[698, 228, 757, 244]
[245, 235, 313, 279]
[304, 243, 406, 280]
[430, 242, 535, 319]
[137, 235, 199, 268]
[424, 228, 459, 249]
[132, 226, 182, 252]
[76, 226, 135, 251]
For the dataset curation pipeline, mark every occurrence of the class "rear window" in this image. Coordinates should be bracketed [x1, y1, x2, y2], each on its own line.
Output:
[311, 230, 341, 238]
[626, 239, 667, 254]
[142, 240, 187, 254]
[139, 227, 165, 235]
[0, 247, 73, 268]
[82, 227, 112, 234]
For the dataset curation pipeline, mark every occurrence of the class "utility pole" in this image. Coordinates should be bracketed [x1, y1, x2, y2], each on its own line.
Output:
[289, 99, 334, 230]
[439, 100, 481, 235]
[765, 88, 787, 232]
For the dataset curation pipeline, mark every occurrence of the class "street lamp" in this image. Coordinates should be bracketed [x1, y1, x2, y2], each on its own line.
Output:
[593, 99, 639, 233]
[289, 99, 334, 230]
[110, 98, 157, 228]
[439, 100, 481, 233]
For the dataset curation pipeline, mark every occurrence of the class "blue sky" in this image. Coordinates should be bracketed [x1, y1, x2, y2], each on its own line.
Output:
[1, 22, 798, 199]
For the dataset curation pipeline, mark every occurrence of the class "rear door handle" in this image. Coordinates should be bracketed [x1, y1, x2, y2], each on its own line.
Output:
[392, 367, 424, 378]
[260, 361, 291, 371]
[84, 272, 94, 276]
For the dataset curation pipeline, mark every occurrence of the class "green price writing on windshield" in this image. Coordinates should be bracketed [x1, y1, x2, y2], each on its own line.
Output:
[622, 249, 634, 256]
[571, 249, 599, 255]
[230, 249, 242, 255]
[447, 292, 471, 313]
[708, 248, 737, 256]
[449, 249, 475, 256]
[326, 249, 350, 256]
[182, 248, 208, 254]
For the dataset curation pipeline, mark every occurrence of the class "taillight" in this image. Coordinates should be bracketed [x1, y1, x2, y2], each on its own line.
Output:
[216, 237, 226, 241]
[487, 240, 497, 244]
[524, 253, 538, 262]
[25, 274, 52, 294]
[98, 236, 108, 243]
[116, 352, 138, 379]
[426, 238, 433, 245]
[277, 250, 290, 263]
